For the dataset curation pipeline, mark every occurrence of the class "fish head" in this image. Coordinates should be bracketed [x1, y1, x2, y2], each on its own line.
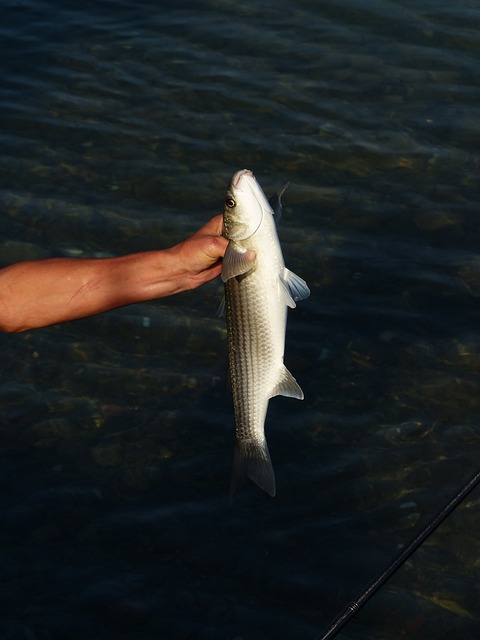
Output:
[223, 169, 272, 241]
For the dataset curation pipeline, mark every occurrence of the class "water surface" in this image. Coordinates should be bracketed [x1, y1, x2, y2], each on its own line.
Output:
[1, 1, 480, 638]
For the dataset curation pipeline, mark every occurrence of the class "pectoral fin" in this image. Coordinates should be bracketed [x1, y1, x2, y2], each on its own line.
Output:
[270, 365, 304, 400]
[221, 242, 256, 283]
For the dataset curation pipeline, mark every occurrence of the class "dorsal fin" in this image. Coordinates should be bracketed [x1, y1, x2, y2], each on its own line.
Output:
[278, 268, 311, 308]
[269, 365, 304, 400]
[268, 182, 289, 224]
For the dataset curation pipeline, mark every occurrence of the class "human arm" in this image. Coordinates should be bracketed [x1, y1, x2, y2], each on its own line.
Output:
[0, 215, 227, 333]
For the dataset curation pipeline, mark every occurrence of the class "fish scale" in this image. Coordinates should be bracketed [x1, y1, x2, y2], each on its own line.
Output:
[226, 274, 279, 437]
[221, 169, 310, 499]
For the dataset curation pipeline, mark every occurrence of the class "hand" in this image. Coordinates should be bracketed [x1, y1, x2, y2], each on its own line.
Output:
[166, 214, 228, 291]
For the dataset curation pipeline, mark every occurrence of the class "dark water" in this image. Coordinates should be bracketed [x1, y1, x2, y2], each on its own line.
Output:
[1, 0, 480, 638]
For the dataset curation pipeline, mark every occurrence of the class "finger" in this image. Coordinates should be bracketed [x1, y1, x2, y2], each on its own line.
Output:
[194, 214, 224, 238]
[203, 234, 228, 261]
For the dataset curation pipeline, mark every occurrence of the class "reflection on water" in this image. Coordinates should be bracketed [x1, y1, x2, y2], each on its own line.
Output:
[1, 0, 480, 638]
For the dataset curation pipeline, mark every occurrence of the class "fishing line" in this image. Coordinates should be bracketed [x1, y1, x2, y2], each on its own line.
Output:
[315, 467, 480, 640]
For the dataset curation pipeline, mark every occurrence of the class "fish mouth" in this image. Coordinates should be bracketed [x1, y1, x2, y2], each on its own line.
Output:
[231, 169, 263, 210]
[232, 168, 254, 190]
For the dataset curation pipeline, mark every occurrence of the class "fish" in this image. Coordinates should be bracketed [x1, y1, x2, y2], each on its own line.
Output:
[221, 169, 310, 499]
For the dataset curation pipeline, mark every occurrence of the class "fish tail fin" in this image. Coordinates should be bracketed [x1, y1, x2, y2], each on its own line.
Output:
[229, 437, 276, 502]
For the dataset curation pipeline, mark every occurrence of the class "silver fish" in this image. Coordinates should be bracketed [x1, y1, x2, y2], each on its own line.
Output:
[221, 169, 310, 499]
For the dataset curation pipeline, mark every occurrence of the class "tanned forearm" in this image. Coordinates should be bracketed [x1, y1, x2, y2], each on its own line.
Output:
[0, 216, 227, 333]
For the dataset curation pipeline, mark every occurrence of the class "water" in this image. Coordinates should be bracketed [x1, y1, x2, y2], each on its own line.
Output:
[1, 0, 480, 638]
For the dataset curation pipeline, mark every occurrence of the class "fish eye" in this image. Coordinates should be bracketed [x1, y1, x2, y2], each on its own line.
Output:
[225, 196, 236, 208]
